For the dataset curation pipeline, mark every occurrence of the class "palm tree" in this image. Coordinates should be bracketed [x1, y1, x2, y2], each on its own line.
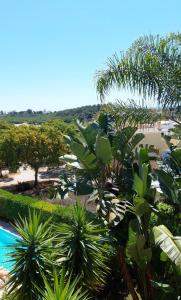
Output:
[7, 211, 54, 300]
[96, 33, 181, 109]
[54, 202, 110, 292]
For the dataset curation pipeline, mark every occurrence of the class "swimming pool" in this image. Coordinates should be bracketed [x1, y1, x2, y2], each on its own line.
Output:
[0, 227, 18, 271]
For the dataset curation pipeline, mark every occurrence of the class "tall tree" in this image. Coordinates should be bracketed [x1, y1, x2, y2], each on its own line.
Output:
[96, 33, 181, 109]
[1, 122, 70, 186]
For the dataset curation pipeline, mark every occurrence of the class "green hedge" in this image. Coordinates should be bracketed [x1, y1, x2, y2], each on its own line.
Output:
[0, 189, 74, 224]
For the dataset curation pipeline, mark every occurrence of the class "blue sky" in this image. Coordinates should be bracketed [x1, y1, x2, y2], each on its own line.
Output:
[0, 0, 180, 111]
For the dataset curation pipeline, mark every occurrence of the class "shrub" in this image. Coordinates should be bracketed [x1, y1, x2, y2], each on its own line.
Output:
[0, 189, 75, 224]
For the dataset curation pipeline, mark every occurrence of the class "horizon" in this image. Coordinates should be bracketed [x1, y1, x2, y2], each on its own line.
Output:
[0, 103, 101, 114]
[0, 1, 181, 111]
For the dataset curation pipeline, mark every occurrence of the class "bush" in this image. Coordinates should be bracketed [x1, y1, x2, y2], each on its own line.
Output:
[0, 189, 75, 224]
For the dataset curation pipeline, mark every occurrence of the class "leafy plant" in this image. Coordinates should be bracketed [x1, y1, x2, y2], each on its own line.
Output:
[61, 111, 144, 198]
[49, 174, 77, 199]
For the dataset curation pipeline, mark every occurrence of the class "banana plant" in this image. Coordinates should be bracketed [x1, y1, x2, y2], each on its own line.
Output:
[61, 112, 144, 195]
[60, 116, 145, 298]
[125, 151, 157, 300]
[125, 148, 181, 300]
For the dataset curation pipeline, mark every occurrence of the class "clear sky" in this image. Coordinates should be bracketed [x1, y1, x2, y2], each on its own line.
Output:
[0, 0, 180, 111]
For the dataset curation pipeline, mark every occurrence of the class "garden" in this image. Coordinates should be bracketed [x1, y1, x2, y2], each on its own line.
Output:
[0, 32, 181, 300]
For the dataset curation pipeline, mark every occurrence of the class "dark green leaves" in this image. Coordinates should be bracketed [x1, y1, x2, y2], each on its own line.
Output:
[95, 134, 112, 164]
[126, 220, 152, 269]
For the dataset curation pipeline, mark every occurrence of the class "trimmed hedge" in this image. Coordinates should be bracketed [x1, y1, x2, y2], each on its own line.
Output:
[0, 189, 74, 224]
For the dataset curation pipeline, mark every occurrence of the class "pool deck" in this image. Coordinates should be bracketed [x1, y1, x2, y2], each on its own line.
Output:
[0, 220, 18, 298]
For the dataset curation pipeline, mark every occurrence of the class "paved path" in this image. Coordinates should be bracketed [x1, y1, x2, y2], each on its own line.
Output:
[0, 166, 61, 188]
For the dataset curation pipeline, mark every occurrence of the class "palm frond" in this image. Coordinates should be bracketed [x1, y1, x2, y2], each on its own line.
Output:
[96, 33, 181, 108]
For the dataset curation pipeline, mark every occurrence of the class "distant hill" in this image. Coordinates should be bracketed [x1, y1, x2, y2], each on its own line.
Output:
[0, 104, 101, 124]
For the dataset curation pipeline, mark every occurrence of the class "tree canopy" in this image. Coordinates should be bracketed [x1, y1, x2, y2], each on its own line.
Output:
[0, 120, 75, 185]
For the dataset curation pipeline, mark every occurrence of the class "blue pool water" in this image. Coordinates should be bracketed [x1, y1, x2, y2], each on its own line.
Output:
[0, 227, 18, 271]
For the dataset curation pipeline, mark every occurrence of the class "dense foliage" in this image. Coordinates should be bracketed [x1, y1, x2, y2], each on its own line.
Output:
[1, 32, 181, 300]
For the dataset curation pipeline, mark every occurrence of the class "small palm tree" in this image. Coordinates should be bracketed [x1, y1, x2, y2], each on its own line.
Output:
[39, 271, 90, 300]
[7, 211, 54, 300]
[54, 202, 110, 292]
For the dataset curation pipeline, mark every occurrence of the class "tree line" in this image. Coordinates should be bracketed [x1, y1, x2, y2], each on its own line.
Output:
[0, 104, 101, 124]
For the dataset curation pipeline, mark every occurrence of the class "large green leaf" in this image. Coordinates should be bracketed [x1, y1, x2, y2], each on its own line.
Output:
[141, 163, 149, 195]
[76, 120, 99, 151]
[70, 142, 99, 172]
[96, 191, 128, 226]
[127, 133, 144, 154]
[60, 154, 77, 162]
[133, 173, 144, 197]
[95, 134, 113, 164]
[133, 196, 151, 217]
[171, 148, 181, 170]
[126, 230, 152, 269]
[112, 127, 144, 162]
[112, 127, 137, 160]
[156, 169, 178, 203]
[153, 225, 181, 267]
[138, 148, 150, 164]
